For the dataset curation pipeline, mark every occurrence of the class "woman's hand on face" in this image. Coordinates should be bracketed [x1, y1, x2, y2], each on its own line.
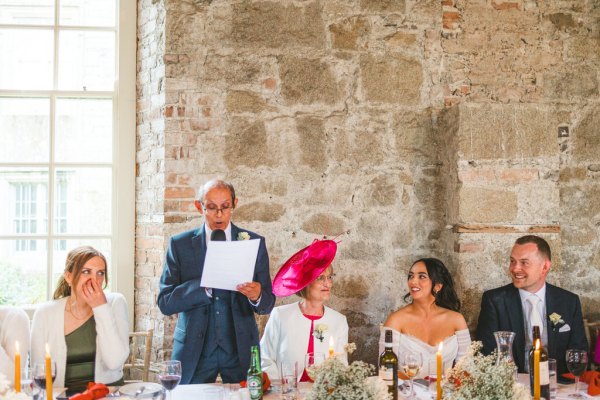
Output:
[81, 277, 107, 308]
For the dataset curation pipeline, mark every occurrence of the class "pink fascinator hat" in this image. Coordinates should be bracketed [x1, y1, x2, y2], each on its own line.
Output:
[272, 239, 337, 297]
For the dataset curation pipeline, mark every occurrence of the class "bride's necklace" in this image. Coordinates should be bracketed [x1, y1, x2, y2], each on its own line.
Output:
[68, 299, 92, 320]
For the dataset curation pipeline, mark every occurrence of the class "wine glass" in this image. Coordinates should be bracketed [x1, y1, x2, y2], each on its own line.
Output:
[304, 352, 325, 382]
[401, 353, 422, 399]
[565, 349, 588, 398]
[33, 361, 56, 400]
[158, 360, 182, 400]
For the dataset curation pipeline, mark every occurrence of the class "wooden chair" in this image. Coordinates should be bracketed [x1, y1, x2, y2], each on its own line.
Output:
[124, 329, 153, 382]
[584, 319, 600, 369]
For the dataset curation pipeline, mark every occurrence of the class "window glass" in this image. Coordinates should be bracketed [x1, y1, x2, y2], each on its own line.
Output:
[55, 98, 112, 162]
[0, 0, 54, 25]
[0, 97, 50, 163]
[0, 168, 49, 235]
[58, 30, 115, 91]
[60, 0, 116, 27]
[54, 167, 112, 234]
[0, 29, 53, 90]
[0, 239, 47, 305]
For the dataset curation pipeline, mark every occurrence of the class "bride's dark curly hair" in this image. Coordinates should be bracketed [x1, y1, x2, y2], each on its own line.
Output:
[403, 258, 461, 312]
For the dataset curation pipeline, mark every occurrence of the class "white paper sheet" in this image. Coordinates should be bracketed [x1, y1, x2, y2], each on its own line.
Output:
[200, 239, 261, 291]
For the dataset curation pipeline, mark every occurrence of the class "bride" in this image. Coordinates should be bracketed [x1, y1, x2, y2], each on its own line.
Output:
[380, 258, 471, 379]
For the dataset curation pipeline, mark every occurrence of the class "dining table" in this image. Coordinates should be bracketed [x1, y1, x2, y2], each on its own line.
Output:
[164, 374, 597, 400]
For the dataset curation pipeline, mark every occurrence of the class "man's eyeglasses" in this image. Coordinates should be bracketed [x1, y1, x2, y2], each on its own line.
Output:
[202, 203, 233, 215]
[315, 274, 335, 283]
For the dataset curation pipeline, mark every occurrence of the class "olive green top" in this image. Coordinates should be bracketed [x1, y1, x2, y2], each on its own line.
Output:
[65, 317, 96, 394]
[64, 317, 125, 394]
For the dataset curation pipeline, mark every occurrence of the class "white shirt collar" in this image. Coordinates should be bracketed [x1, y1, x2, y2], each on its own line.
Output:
[204, 222, 232, 241]
[518, 283, 546, 305]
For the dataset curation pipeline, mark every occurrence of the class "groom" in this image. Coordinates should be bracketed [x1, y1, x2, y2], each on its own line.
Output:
[157, 179, 275, 384]
[476, 235, 587, 376]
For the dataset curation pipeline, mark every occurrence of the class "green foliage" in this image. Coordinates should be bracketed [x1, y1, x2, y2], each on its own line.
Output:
[0, 261, 45, 305]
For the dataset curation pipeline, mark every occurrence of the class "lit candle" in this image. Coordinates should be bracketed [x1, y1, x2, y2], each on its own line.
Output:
[45, 343, 53, 399]
[533, 339, 540, 400]
[14, 341, 20, 393]
[328, 336, 335, 358]
[437, 342, 443, 400]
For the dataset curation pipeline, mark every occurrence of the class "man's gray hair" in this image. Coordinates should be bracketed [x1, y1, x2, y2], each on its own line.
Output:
[197, 179, 236, 203]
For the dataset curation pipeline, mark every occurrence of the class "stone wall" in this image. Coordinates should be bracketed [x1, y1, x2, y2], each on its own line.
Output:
[136, 0, 600, 366]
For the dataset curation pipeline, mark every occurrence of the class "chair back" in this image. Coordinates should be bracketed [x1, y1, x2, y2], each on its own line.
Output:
[124, 329, 153, 382]
[584, 319, 600, 368]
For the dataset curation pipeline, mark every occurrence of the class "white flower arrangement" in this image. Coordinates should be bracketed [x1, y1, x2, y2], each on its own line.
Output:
[548, 312, 565, 331]
[443, 341, 530, 400]
[313, 324, 328, 342]
[306, 356, 391, 400]
[237, 232, 251, 241]
[0, 372, 29, 400]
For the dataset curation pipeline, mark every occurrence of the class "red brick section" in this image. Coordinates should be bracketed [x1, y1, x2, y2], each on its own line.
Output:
[165, 186, 195, 199]
[491, 0, 520, 10]
[443, 10, 460, 30]
[499, 168, 539, 183]
[454, 242, 485, 253]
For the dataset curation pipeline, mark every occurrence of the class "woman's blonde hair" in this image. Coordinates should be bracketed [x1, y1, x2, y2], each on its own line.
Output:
[53, 246, 108, 300]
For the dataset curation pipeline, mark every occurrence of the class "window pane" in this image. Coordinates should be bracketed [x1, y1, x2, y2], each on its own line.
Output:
[0, 29, 53, 90]
[54, 167, 111, 234]
[58, 30, 115, 91]
[0, 97, 50, 162]
[0, 167, 48, 235]
[60, 0, 115, 27]
[0, 239, 47, 305]
[52, 238, 111, 294]
[0, 0, 54, 25]
[55, 98, 112, 162]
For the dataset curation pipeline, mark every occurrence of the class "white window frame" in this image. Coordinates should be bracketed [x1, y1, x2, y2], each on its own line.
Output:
[0, 0, 136, 326]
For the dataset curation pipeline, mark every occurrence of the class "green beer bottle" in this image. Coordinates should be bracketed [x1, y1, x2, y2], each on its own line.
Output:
[247, 345, 263, 400]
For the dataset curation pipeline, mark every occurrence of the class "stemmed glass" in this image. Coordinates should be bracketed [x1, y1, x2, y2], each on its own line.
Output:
[401, 353, 422, 399]
[33, 361, 56, 400]
[304, 352, 326, 382]
[158, 360, 182, 400]
[565, 349, 588, 398]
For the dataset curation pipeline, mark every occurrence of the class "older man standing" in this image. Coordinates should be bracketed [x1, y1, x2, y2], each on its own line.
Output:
[158, 179, 275, 384]
[476, 235, 588, 376]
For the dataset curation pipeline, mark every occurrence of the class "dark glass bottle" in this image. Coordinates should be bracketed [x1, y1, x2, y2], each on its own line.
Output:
[379, 329, 398, 400]
[247, 345, 263, 400]
[528, 326, 550, 399]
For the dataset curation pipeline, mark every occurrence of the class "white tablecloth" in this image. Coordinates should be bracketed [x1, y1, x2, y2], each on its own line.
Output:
[98, 375, 597, 400]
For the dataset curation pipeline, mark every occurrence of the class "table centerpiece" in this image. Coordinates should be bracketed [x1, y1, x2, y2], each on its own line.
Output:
[306, 343, 391, 400]
[443, 341, 530, 400]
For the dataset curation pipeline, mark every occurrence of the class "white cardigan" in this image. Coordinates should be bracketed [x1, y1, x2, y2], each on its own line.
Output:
[0, 307, 30, 380]
[260, 302, 348, 379]
[31, 293, 130, 387]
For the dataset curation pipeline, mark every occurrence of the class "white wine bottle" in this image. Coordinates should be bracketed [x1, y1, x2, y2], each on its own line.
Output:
[379, 329, 398, 400]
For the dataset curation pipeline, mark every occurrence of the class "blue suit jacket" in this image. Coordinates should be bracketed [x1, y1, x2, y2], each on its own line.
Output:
[157, 223, 275, 384]
[476, 283, 588, 376]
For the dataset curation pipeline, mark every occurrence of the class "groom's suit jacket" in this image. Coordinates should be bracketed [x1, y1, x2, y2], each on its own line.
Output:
[157, 223, 275, 384]
[476, 283, 587, 376]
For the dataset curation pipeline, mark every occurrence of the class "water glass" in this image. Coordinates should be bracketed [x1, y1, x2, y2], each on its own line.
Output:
[20, 366, 39, 397]
[304, 352, 325, 382]
[203, 386, 224, 400]
[281, 361, 298, 399]
[548, 358, 557, 400]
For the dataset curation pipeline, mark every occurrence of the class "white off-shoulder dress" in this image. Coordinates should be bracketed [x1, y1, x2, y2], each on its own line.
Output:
[379, 328, 471, 379]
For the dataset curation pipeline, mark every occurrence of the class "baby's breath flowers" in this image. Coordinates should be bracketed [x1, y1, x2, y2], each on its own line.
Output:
[306, 342, 390, 400]
[443, 342, 530, 400]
